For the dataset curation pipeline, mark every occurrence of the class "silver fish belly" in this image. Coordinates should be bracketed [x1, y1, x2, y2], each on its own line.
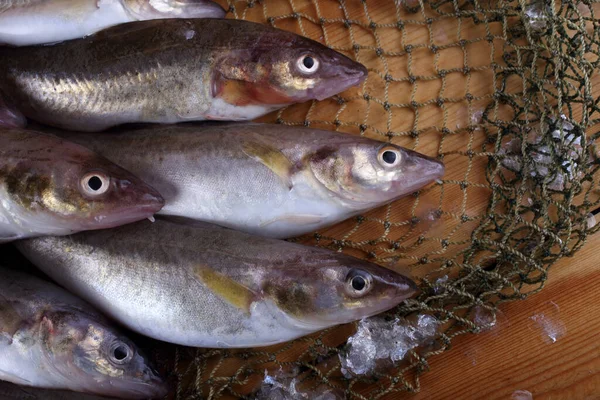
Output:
[16, 218, 418, 348]
[0, 0, 225, 46]
[59, 123, 445, 239]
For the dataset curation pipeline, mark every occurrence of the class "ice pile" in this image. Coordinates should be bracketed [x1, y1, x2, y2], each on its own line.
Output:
[255, 370, 340, 400]
[339, 314, 439, 377]
[499, 116, 584, 190]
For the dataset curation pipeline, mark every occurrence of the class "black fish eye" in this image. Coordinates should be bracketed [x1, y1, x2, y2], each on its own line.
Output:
[382, 151, 397, 164]
[109, 341, 132, 364]
[347, 270, 372, 296]
[87, 176, 103, 191]
[352, 275, 366, 291]
[303, 56, 315, 69]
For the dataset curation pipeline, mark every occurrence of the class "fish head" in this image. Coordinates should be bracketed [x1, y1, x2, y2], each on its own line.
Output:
[215, 26, 367, 105]
[264, 255, 418, 328]
[122, 0, 227, 19]
[5, 141, 164, 233]
[40, 309, 167, 399]
[308, 141, 445, 207]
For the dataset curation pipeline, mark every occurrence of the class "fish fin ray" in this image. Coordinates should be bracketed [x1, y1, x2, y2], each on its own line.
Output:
[0, 96, 26, 129]
[242, 141, 294, 189]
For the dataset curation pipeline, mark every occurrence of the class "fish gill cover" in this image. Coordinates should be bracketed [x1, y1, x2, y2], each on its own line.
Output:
[148, 0, 600, 398]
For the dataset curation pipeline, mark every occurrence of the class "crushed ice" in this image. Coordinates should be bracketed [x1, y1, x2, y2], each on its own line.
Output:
[339, 314, 439, 377]
[528, 301, 566, 344]
[499, 116, 584, 190]
[256, 370, 340, 400]
[523, 0, 550, 33]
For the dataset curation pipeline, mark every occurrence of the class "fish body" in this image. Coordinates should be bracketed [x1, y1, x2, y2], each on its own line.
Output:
[0, 381, 117, 399]
[0, 267, 166, 398]
[17, 219, 418, 348]
[59, 123, 444, 238]
[0, 127, 164, 242]
[0, 19, 367, 131]
[0, 0, 226, 46]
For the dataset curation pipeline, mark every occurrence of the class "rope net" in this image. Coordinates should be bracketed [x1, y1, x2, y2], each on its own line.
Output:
[151, 0, 600, 398]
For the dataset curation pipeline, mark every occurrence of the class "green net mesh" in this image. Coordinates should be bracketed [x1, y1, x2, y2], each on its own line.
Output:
[149, 0, 600, 398]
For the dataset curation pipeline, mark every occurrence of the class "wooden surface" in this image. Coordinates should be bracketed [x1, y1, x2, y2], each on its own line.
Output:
[409, 229, 600, 400]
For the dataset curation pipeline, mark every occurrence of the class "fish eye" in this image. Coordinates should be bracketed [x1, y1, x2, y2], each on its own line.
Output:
[346, 270, 373, 297]
[297, 55, 320, 74]
[80, 172, 110, 196]
[109, 341, 133, 365]
[378, 146, 402, 168]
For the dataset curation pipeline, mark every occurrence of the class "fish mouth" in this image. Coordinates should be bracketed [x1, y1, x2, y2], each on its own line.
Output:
[104, 378, 169, 400]
[314, 68, 368, 101]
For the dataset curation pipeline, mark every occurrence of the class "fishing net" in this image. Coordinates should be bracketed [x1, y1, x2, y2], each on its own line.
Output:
[152, 0, 600, 398]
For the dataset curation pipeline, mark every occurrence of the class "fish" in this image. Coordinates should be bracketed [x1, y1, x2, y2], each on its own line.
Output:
[16, 218, 419, 348]
[0, 267, 167, 399]
[0, 19, 368, 131]
[57, 123, 445, 239]
[0, 381, 118, 399]
[0, 0, 226, 47]
[0, 127, 164, 242]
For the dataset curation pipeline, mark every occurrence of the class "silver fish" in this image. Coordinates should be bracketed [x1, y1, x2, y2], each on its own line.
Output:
[0, 267, 167, 399]
[0, 0, 226, 46]
[59, 123, 445, 239]
[0, 127, 164, 242]
[0, 19, 367, 131]
[16, 218, 418, 348]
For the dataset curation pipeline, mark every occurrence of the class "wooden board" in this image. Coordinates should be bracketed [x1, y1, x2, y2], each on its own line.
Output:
[408, 227, 600, 400]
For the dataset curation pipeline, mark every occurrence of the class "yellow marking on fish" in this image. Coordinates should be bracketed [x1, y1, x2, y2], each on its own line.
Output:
[194, 266, 255, 314]
[242, 141, 294, 189]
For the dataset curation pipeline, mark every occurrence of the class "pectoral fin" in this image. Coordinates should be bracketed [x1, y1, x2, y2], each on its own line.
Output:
[242, 141, 294, 189]
[0, 97, 26, 129]
[194, 266, 255, 315]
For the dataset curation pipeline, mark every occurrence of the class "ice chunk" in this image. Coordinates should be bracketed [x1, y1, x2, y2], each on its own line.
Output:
[256, 370, 340, 400]
[512, 389, 534, 400]
[523, 0, 550, 33]
[528, 301, 566, 344]
[340, 314, 439, 377]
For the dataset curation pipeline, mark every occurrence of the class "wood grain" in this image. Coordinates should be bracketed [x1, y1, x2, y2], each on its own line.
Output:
[407, 229, 600, 400]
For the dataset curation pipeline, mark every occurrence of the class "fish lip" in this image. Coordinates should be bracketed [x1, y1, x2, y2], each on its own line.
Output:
[314, 69, 368, 101]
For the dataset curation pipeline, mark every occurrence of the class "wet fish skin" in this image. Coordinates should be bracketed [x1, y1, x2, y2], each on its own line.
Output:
[0, 267, 167, 399]
[0, 19, 367, 131]
[0, 381, 118, 400]
[0, 127, 164, 242]
[58, 123, 444, 238]
[16, 218, 418, 348]
[0, 0, 226, 46]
